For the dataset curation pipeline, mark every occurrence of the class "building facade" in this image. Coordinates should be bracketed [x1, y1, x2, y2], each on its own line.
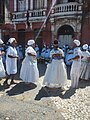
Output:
[0, 0, 5, 39]
[0, 0, 90, 50]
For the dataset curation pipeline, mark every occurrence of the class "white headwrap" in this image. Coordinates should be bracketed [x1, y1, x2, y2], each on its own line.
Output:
[82, 44, 88, 50]
[27, 40, 35, 46]
[8, 38, 16, 44]
[0, 39, 4, 44]
[73, 39, 80, 46]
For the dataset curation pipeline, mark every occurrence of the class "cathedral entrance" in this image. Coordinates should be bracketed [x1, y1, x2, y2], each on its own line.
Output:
[57, 25, 74, 47]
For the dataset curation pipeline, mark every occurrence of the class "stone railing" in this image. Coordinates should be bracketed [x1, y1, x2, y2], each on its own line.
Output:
[12, 9, 47, 22]
[12, 2, 82, 22]
[51, 2, 82, 17]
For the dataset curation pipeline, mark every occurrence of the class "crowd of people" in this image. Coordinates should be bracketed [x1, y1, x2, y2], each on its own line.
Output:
[0, 38, 90, 90]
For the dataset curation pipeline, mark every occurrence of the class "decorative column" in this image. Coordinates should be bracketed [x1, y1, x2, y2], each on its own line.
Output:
[13, 22, 16, 30]
[37, 0, 39, 9]
[26, 0, 28, 10]
[50, 18, 55, 44]
[0, 29, 1, 39]
[30, 0, 33, 10]
[52, 0, 54, 5]
[14, 0, 17, 11]
[79, 0, 83, 3]
[44, 0, 47, 8]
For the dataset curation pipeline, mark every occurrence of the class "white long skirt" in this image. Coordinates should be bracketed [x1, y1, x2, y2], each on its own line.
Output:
[85, 62, 90, 80]
[80, 61, 89, 80]
[0, 59, 6, 78]
[70, 61, 81, 88]
[43, 59, 67, 88]
[20, 57, 39, 83]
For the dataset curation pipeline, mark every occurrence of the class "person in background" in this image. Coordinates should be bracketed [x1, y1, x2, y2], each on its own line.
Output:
[3, 38, 18, 85]
[68, 39, 82, 88]
[16, 45, 24, 73]
[20, 40, 39, 85]
[65, 48, 73, 79]
[35, 44, 40, 60]
[41, 44, 46, 59]
[1, 44, 6, 67]
[43, 40, 67, 90]
[0, 39, 6, 79]
[44, 46, 51, 65]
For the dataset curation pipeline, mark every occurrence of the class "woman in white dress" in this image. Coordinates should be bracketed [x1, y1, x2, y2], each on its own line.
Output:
[43, 40, 67, 88]
[20, 40, 39, 85]
[80, 44, 90, 80]
[68, 40, 82, 88]
[0, 39, 6, 79]
[3, 38, 18, 85]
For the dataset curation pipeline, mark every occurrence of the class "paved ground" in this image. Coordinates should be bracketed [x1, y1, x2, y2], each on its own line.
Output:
[0, 63, 90, 120]
[0, 63, 64, 120]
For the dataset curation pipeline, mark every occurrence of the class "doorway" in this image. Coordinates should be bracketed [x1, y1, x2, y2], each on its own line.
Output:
[57, 25, 74, 47]
[18, 29, 25, 57]
[34, 29, 43, 53]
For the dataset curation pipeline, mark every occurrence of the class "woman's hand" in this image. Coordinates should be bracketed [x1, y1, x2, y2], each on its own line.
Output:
[28, 52, 36, 56]
[0, 51, 5, 56]
[8, 55, 19, 59]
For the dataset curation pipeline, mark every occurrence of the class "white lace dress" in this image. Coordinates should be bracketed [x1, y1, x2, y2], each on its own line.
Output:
[20, 46, 39, 83]
[43, 48, 67, 88]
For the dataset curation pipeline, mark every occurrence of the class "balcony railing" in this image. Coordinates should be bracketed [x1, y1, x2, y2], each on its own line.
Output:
[12, 9, 47, 22]
[12, 2, 83, 22]
[51, 2, 82, 17]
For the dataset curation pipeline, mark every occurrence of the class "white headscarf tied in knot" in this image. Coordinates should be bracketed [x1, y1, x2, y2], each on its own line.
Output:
[8, 38, 16, 44]
[0, 39, 4, 44]
[73, 39, 80, 47]
[27, 40, 35, 46]
[82, 44, 88, 50]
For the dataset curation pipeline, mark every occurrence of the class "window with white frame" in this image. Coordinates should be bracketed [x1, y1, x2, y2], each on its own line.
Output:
[33, 0, 44, 9]
[18, 0, 26, 11]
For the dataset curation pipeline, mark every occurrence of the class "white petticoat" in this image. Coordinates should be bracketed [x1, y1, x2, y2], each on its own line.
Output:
[43, 59, 67, 88]
[20, 56, 39, 83]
